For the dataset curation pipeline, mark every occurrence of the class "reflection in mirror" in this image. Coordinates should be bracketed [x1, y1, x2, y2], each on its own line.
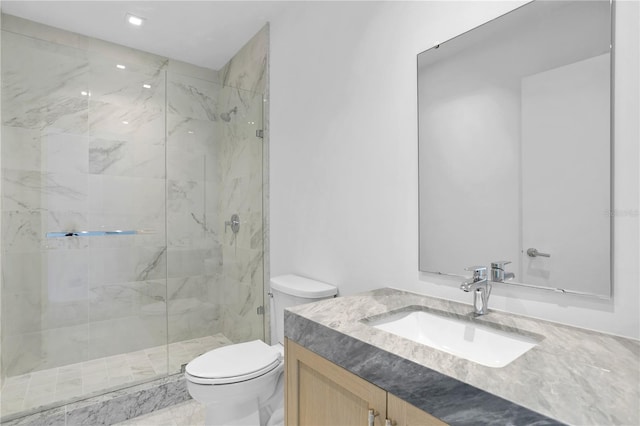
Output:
[418, 0, 612, 297]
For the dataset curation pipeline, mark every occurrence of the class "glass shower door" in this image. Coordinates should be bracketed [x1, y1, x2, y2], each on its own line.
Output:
[165, 72, 266, 373]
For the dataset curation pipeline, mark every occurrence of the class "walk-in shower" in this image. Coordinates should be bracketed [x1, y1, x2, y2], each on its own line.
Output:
[0, 12, 268, 422]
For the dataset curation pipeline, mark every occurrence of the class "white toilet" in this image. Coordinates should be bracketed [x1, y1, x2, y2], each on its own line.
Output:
[185, 274, 338, 426]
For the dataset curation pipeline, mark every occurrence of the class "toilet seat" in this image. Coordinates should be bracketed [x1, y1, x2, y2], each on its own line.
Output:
[185, 340, 282, 385]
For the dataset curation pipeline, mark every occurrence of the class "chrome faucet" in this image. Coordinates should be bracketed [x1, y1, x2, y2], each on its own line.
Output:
[491, 260, 515, 282]
[460, 266, 491, 316]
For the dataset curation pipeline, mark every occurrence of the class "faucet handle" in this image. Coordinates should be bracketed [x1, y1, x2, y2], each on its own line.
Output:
[490, 260, 511, 270]
[465, 265, 487, 280]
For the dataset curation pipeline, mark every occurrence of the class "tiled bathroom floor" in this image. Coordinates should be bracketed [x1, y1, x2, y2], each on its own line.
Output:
[0, 334, 232, 418]
[114, 400, 205, 426]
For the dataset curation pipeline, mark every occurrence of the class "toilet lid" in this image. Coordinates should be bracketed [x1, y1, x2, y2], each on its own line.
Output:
[186, 340, 282, 384]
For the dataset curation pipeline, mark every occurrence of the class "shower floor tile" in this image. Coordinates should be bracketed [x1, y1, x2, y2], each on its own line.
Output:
[0, 334, 232, 419]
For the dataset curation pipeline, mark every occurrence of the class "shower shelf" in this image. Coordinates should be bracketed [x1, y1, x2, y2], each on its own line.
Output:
[45, 230, 152, 238]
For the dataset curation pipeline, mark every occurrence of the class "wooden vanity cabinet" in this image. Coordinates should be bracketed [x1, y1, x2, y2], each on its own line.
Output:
[387, 393, 446, 426]
[285, 339, 447, 426]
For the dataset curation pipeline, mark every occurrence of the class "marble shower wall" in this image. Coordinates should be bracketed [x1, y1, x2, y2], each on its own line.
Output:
[217, 25, 268, 343]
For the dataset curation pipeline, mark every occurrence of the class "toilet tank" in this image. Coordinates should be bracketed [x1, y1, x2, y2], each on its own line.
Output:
[270, 274, 337, 345]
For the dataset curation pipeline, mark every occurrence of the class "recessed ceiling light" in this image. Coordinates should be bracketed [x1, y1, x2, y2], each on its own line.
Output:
[142, 84, 151, 89]
[122, 121, 129, 125]
[126, 13, 145, 26]
[116, 64, 126, 70]
[81, 91, 88, 96]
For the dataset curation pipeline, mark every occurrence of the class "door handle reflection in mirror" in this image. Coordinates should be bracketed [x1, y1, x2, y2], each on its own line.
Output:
[527, 248, 551, 258]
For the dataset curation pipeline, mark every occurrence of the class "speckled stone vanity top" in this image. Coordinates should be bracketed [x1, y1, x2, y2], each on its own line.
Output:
[284, 288, 639, 426]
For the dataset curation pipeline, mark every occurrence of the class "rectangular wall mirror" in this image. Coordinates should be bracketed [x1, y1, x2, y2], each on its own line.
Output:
[418, 0, 613, 297]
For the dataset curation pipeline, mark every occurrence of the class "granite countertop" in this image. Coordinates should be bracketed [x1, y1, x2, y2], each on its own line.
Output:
[284, 288, 639, 426]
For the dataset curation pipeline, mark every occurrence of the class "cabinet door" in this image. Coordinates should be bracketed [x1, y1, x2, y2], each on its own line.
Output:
[286, 339, 387, 426]
[387, 393, 447, 426]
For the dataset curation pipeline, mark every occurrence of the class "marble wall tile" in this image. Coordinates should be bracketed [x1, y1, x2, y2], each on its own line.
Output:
[235, 211, 263, 251]
[41, 131, 88, 175]
[166, 275, 220, 344]
[167, 115, 218, 182]
[86, 39, 168, 76]
[2, 211, 42, 252]
[219, 25, 268, 94]
[222, 245, 263, 287]
[167, 180, 212, 249]
[87, 246, 166, 286]
[88, 175, 164, 220]
[88, 316, 166, 360]
[167, 248, 209, 279]
[89, 137, 165, 179]
[167, 73, 219, 121]
[2, 170, 88, 212]
[220, 247, 264, 343]
[220, 281, 264, 343]
[41, 299, 88, 330]
[40, 325, 90, 371]
[88, 101, 164, 142]
[166, 146, 207, 183]
[167, 114, 218, 147]
[1, 332, 41, 378]
[1, 252, 42, 335]
[87, 60, 165, 109]
[2, 32, 89, 134]
[42, 249, 88, 302]
[167, 301, 218, 345]
[1, 126, 41, 172]
[88, 279, 165, 323]
[168, 276, 209, 301]
[168, 59, 220, 84]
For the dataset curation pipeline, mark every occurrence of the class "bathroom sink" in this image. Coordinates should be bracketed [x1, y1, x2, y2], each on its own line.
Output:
[365, 308, 540, 368]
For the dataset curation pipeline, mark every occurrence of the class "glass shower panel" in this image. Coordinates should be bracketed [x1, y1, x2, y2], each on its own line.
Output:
[165, 70, 224, 371]
[0, 29, 169, 420]
[85, 49, 168, 375]
[217, 84, 265, 345]
[1, 31, 92, 417]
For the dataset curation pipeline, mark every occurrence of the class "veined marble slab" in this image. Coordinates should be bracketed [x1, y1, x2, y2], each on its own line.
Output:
[1, 373, 190, 426]
[285, 288, 639, 426]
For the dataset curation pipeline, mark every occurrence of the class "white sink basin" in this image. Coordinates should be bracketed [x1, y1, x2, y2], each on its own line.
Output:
[366, 308, 540, 368]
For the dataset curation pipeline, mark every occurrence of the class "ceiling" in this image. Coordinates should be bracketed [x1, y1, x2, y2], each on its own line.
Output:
[1, 1, 290, 70]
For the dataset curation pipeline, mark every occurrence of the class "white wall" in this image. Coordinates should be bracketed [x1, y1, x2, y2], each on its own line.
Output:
[270, 1, 639, 339]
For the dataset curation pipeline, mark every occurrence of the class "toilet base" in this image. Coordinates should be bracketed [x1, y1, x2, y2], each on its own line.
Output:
[190, 367, 284, 426]
[201, 396, 283, 426]
[204, 399, 260, 426]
